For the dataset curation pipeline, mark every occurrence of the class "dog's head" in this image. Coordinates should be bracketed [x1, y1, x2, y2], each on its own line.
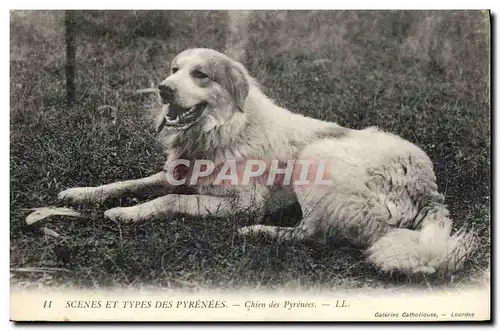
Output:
[157, 48, 250, 133]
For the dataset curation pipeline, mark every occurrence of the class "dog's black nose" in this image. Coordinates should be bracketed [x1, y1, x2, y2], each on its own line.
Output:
[158, 83, 175, 102]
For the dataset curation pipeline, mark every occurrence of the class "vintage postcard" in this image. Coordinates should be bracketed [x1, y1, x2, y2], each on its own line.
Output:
[9, 10, 491, 322]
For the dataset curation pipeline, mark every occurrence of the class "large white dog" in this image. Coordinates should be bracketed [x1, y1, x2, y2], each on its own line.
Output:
[59, 48, 475, 275]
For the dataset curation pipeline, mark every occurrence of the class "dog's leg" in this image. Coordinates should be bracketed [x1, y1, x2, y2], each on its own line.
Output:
[104, 192, 260, 223]
[238, 215, 321, 243]
[58, 171, 169, 204]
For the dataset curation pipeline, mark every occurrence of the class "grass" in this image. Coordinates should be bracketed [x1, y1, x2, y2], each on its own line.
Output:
[10, 10, 491, 290]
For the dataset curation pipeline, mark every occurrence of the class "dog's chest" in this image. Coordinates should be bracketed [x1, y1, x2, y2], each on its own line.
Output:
[164, 151, 301, 188]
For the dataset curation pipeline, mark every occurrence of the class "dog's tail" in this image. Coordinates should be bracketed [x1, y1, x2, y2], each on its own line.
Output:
[366, 206, 478, 275]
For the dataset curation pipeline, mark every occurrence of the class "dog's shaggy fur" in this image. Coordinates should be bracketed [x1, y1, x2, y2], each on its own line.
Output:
[59, 48, 476, 275]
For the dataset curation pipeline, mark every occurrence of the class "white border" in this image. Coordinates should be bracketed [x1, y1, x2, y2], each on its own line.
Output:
[2, 0, 498, 10]
[3, 2, 497, 329]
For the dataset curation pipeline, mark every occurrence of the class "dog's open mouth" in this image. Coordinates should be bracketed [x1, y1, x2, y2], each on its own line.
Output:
[159, 102, 207, 132]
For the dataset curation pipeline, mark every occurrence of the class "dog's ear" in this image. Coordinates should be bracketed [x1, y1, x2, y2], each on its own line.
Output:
[222, 63, 249, 111]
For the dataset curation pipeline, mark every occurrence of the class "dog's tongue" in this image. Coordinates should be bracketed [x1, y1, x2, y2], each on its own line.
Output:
[166, 104, 182, 120]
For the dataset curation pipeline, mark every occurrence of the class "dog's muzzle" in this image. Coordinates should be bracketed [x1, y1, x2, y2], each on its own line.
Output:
[158, 83, 175, 103]
[157, 102, 208, 133]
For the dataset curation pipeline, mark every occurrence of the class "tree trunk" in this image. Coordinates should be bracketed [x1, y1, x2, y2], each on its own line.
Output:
[65, 11, 76, 106]
[225, 11, 251, 63]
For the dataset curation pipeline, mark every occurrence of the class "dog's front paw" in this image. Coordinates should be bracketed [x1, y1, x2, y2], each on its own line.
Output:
[104, 207, 141, 223]
[58, 187, 101, 204]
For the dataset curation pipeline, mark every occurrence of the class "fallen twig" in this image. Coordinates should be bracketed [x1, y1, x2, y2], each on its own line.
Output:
[41, 227, 61, 238]
[24, 206, 82, 225]
[11, 267, 72, 273]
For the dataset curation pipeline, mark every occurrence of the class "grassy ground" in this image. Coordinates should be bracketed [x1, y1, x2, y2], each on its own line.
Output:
[10, 10, 490, 290]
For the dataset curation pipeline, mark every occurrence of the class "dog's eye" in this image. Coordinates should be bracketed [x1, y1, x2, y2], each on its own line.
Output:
[171, 67, 179, 74]
[192, 70, 209, 79]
